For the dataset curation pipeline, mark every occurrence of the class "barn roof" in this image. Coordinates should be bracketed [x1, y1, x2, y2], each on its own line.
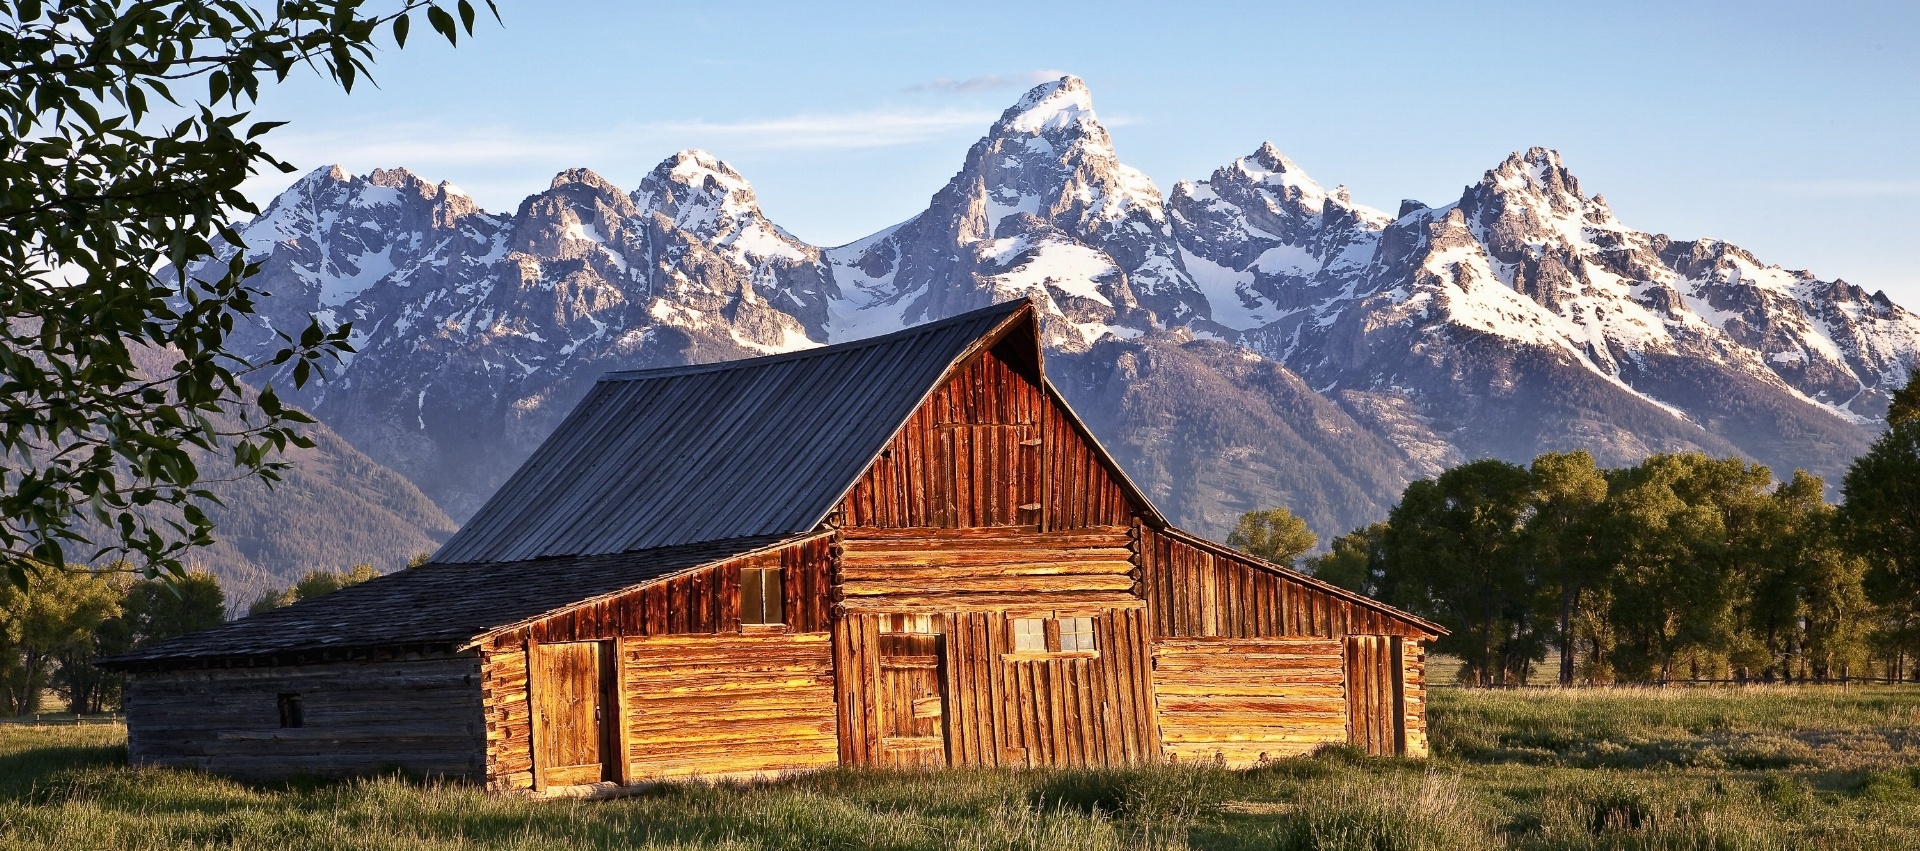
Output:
[97, 536, 788, 669]
[431, 300, 1036, 565]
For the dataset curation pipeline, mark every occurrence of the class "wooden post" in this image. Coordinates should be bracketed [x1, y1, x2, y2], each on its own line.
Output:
[524, 634, 545, 792]
[611, 636, 633, 785]
[1390, 636, 1407, 756]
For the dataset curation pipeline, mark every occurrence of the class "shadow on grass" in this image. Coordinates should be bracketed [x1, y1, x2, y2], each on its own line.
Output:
[0, 741, 127, 800]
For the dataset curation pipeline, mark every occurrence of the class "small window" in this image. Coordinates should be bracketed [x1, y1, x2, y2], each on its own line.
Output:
[1059, 617, 1097, 652]
[741, 567, 784, 625]
[1012, 617, 1048, 652]
[277, 692, 304, 728]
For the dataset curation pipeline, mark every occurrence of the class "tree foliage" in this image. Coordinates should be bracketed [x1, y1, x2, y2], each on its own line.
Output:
[1, 564, 225, 714]
[1305, 522, 1387, 595]
[0, 560, 118, 714]
[1840, 370, 1920, 657]
[247, 562, 377, 615]
[1225, 507, 1317, 568]
[1376, 459, 1536, 686]
[0, 0, 493, 589]
[1346, 449, 1903, 686]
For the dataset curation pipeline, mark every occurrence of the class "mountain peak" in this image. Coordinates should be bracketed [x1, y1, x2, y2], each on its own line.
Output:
[1001, 75, 1097, 135]
[367, 166, 427, 189]
[1485, 146, 1583, 201]
[1249, 141, 1294, 170]
[548, 167, 622, 195]
[652, 149, 754, 198]
[635, 148, 766, 233]
[1234, 143, 1324, 200]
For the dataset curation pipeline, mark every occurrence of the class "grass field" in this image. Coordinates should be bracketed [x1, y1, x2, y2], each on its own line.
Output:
[3, 686, 1918, 850]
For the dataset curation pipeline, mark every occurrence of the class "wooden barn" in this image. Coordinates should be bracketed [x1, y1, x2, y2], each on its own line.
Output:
[102, 300, 1442, 791]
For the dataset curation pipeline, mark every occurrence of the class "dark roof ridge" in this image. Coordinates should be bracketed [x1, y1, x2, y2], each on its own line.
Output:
[599, 299, 1030, 383]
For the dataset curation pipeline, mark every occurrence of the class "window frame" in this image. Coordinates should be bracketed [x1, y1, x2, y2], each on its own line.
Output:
[739, 566, 785, 628]
[276, 692, 304, 728]
[1058, 616, 1096, 652]
[1002, 611, 1099, 659]
[1011, 617, 1048, 652]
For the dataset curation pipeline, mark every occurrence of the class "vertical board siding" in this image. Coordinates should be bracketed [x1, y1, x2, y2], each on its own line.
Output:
[833, 613, 882, 764]
[836, 608, 1157, 769]
[839, 347, 1133, 531]
[1041, 386, 1134, 530]
[840, 347, 1041, 529]
[518, 537, 832, 645]
[530, 641, 606, 785]
[623, 633, 839, 779]
[124, 656, 486, 781]
[1151, 638, 1347, 766]
[1138, 527, 1429, 640]
[1344, 635, 1403, 756]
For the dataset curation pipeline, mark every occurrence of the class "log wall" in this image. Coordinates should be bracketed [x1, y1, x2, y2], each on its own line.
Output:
[622, 633, 839, 779]
[124, 655, 485, 780]
[1403, 639, 1430, 758]
[833, 607, 1157, 769]
[1151, 638, 1347, 766]
[834, 526, 1138, 613]
[480, 639, 535, 789]
[1138, 526, 1430, 640]
[480, 537, 833, 789]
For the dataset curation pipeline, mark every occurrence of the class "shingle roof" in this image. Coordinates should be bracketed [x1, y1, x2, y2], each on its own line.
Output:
[431, 300, 1032, 565]
[97, 536, 786, 669]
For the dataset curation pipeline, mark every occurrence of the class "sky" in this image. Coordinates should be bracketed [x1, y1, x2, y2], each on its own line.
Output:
[244, 0, 1920, 304]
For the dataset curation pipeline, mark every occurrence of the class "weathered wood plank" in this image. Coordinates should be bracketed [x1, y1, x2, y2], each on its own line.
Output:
[1150, 637, 1348, 768]
[124, 656, 486, 783]
[624, 632, 837, 779]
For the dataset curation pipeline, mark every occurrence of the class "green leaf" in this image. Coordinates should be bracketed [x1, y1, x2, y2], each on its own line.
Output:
[428, 5, 458, 44]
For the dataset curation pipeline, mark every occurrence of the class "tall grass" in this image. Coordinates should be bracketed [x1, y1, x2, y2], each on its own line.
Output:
[1, 686, 1916, 850]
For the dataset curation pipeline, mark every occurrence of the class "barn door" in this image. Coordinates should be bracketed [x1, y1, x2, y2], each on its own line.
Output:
[532, 640, 614, 787]
[875, 632, 948, 768]
[1344, 635, 1406, 756]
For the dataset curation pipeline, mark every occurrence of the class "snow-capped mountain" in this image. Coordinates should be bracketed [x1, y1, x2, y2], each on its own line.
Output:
[194, 75, 1920, 562]
[824, 77, 1201, 348]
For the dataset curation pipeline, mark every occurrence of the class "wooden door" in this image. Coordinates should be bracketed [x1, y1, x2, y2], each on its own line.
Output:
[1344, 635, 1406, 756]
[875, 633, 948, 768]
[532, 641, 611, 786]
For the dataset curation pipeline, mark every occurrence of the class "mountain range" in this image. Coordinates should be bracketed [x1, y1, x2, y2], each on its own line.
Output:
[185, 76, 1920, 590]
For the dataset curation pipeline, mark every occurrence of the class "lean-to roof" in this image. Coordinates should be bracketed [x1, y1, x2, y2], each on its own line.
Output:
[98, 536, 787, 669]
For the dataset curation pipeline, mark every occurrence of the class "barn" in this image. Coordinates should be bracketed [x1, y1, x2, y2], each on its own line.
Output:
[101, 299, 1442, 791]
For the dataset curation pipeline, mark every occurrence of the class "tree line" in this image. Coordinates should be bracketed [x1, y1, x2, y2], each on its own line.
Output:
[0, 562, 387, 716]
[1261, 373, 1920, 687]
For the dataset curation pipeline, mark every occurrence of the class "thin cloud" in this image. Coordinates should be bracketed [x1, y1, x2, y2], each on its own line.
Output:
[234, 106, 1006, 210]
[905, 69, 1072, 94]
[646, 109, 999, 150]
[1781, 179, 1920, 197]
[256, 107, 1000, 172]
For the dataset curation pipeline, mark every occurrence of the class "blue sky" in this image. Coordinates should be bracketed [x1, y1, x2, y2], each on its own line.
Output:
[248, 1, 1920, 303]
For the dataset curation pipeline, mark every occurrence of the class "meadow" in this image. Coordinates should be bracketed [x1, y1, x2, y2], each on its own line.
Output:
[2, 685, 1917, 851]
